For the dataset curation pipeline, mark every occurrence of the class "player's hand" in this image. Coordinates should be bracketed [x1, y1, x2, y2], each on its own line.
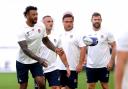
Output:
[83, 59, 87, 65]
[76, 64, 83, 73]
[107, 59, 114, 71]
[55, 48, 64, 56]
[39, 58, 48, 67]
[66, 66, 71, 77]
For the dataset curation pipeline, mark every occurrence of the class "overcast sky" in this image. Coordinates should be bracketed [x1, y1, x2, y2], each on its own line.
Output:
[0, 0, 128, 47]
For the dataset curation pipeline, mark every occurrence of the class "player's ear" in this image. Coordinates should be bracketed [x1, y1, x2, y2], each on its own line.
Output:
[25, 14, 28, 18]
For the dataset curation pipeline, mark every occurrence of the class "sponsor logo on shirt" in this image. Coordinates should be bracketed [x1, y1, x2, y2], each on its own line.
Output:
[54, 39, 57, 43]
[101, 35, 104, 38]
[70, 35, 73, 38]
[26, 32, 30, 36]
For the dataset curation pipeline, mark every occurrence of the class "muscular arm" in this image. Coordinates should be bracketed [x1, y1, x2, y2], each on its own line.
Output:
[110, 41, 116, 63]
[59, 50, 70, 77]
[107, 41, 116, 70]
[42, 36, 56, 52]
[79, 47, 86, 65]
[115, 51, 128, 89]
[59, 51, 69, 68]
[76, 46, 86, 72]
[18, 40, 47, 67]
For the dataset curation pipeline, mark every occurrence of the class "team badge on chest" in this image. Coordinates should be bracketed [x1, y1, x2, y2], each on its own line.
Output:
[38, 29, 41, 33]
[26, 32, 30, 36]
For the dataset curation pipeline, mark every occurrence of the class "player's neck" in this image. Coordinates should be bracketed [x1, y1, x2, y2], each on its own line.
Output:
[65, 28, 73, 32]
[93, 27, 100, 31]
[46, 29, 51, 35]
[26, 21, 34, 27]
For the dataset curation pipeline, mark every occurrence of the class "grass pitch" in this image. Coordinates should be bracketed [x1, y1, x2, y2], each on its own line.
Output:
[0, 71, 114, 89]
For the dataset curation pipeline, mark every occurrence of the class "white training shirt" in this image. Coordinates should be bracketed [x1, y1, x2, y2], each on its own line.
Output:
[39, 32, 60, 73]
[17, 22, 47, 64]
[57, 29, 86, 70]
[86, 28, 115, 68]
[117, 32, 128, 89]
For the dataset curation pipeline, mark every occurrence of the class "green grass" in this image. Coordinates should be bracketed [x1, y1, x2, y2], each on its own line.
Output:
[0, 71, 114, 89]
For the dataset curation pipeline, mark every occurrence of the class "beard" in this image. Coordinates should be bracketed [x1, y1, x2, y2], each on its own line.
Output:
[32, 18, 37, 25]
[32, 21, 37, 24]
[65, 27, 73, 31]
[32, 20, 37, 24]
[93, 23, 101, 29]
[64, 25, 73, 31]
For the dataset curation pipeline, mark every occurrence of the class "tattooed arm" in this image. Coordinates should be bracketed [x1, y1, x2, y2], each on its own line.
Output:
[42, 36, 64, 55]
[18, 40, 47, 67]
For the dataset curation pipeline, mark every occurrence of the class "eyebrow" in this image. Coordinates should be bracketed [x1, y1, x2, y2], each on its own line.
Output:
[47, 20, 53, 22]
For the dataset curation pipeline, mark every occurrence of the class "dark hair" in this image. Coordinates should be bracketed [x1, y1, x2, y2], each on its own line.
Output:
[92, 12, 101, 19]
[24, 6, 37, 17]
[62, 13, 74, 21]
[42, 15, 51, 20]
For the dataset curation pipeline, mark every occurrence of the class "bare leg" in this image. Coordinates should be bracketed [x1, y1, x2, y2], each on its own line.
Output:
[101, 82, 109, 89]
[87, 83, 96, 89]
[51, 86, 60, 89]
[19, 82, 28, 89]
[35, 76, 45, 89]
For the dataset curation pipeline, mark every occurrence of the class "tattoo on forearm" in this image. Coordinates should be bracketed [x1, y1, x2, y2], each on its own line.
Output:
[18, 40, 40, 61]
[42, 37, 56, 52]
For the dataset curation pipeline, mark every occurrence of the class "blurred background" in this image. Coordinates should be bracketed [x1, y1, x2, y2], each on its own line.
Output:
[0, 0, 128, 73]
